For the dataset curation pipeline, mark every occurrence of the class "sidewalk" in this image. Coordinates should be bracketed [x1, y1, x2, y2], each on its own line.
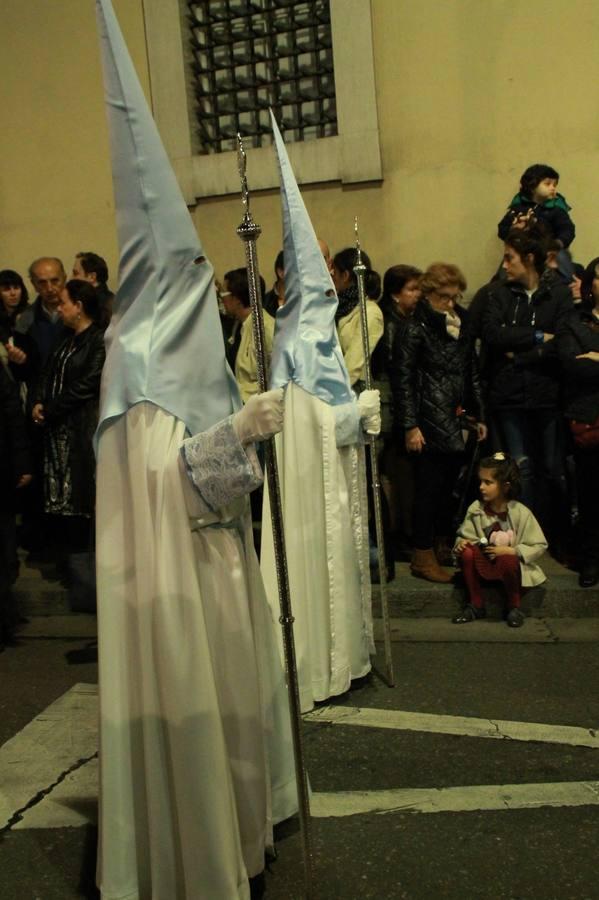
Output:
[372, 553, 599, 619]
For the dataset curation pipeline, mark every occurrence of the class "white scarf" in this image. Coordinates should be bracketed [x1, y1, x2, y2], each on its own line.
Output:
[444, 310, 461, 340]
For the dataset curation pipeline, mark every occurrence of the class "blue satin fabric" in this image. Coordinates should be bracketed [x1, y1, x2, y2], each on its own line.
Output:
[269, 114, 354, 407]
[95, 0, 239, 442]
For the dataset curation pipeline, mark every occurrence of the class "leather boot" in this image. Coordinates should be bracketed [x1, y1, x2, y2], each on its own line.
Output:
[410, 548, 453, 583]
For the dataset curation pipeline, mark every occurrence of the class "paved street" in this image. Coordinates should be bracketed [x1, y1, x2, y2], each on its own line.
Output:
[1, 559, 599, 899]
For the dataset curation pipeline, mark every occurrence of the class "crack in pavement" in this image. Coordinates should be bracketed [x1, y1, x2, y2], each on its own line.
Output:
[0, 751, 98, 838]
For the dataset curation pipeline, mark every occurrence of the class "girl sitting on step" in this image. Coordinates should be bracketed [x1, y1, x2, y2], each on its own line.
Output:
[452, 453, 547, 628]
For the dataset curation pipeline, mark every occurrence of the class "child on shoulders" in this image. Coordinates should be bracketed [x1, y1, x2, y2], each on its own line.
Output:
[452, 453, 547, 628]
[497, 164, 575, 249]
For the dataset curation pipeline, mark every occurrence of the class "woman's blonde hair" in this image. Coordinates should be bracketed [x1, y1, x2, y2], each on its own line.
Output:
[419, 262, 467, 296]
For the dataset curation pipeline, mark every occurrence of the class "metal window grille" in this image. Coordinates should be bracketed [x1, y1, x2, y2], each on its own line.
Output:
[188, 0, 338, 154]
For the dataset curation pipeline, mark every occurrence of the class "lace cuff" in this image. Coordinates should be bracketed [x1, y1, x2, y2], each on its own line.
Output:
[181, 415, 263, 514]
[334, 400, 362, 447]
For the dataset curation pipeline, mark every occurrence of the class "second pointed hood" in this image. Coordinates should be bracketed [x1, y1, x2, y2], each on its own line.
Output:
[269, 113, 353, 406]
[95, 0, 239, 441]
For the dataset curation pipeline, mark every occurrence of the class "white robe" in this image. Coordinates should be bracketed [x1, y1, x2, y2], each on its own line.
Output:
[261, 383, 374, 714]
[96, 402, 296, 900]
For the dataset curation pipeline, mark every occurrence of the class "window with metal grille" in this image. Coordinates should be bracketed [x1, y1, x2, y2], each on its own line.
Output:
[188, 0, 338, 154]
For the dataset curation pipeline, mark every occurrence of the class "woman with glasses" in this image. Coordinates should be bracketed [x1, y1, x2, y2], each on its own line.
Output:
[392, 263, 487, 582]
[30, 280, 105, 570]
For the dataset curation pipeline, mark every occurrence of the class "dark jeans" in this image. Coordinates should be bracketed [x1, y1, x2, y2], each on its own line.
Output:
[495, 409, 568, 543]
[412, 451, 463, 550]
[574, 445, 599, 563]
[381, 438, 416, 550]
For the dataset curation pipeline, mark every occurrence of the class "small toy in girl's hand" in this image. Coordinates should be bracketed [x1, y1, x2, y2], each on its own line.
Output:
[489, 529, 514, 547]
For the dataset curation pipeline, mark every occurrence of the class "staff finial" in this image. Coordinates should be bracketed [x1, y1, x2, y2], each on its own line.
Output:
[237, 133, 249, 211]
[354, 215, 363, 266]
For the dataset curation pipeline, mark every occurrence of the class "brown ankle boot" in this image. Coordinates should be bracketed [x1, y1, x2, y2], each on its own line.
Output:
[410, 548, 453, 583]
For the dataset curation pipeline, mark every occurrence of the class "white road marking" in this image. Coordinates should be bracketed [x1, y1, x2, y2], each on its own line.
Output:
[3, 686, 599, 830]
[312, 782, 599, 818]
[0, 683, 97, 829]
[305, 705, 599, 750]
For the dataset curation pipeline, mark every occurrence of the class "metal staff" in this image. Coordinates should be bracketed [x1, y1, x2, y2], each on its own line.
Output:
[236, 134, 314, 898]
[353, 218, 395, 687]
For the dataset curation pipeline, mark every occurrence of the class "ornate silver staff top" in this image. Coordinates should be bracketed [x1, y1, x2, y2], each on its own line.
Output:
[236, 135, 262, 244]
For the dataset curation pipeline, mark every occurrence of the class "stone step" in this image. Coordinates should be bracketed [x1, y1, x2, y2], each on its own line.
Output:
[372, 555, 599, 619]
[14, 555, 71, 615]
[14, 553, 599, 620]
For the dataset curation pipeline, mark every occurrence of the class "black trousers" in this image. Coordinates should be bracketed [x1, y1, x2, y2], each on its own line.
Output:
[412, 451, 463, 550]
[574, 444, 599, 563]
[0, 509, 18, 639]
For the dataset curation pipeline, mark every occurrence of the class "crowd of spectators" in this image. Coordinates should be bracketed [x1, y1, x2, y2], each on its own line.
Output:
[0, 254, 110, 649]
[372, 164, 599, 592]
[2, 161, 599, 650]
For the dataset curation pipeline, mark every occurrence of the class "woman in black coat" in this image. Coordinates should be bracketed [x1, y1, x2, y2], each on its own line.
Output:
[372, 264, 422, 560]
[557, 256, 599, 587]
[31, 279, 105, 554]
[391, 263, 486, 582]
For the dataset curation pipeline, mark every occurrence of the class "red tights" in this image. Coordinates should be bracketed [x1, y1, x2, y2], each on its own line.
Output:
[460, 544, 521, 610]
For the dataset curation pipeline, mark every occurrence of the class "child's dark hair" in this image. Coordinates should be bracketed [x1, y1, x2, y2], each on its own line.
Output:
[520, 164, 559, 198]
[479, 453, 521, 500]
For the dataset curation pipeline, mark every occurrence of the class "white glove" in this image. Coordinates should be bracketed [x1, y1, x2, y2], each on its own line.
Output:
[357, 388, 381, 436]
[232, 388, 285, 445]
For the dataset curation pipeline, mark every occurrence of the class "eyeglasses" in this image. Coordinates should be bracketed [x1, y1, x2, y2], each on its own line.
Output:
[433, 290, 462, 303]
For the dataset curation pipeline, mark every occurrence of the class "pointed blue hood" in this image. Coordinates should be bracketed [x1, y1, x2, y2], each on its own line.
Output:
[269, 113, 353, 406]
[95, 0, 239, 440]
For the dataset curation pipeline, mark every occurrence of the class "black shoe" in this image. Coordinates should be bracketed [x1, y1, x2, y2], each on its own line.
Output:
[452, 604, 486, 624]
[506, 608, 525, 628]
[579, 562, 599, 588]
[249, 872, 265, 900]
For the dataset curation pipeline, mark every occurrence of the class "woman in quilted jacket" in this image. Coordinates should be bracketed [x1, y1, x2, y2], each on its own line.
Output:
[391, 263, 487, 582]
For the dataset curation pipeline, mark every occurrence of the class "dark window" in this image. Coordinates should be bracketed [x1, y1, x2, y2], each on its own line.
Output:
[188, 0, 337, 154]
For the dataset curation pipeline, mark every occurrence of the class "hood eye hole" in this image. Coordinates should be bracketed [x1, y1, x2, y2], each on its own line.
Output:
[194, 255, 206, 265]
[325, 289, 335, 298]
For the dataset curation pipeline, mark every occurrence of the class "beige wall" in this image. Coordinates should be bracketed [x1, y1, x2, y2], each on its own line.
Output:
[3, 0, 599, 297]
[0, 0, 149, 284]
